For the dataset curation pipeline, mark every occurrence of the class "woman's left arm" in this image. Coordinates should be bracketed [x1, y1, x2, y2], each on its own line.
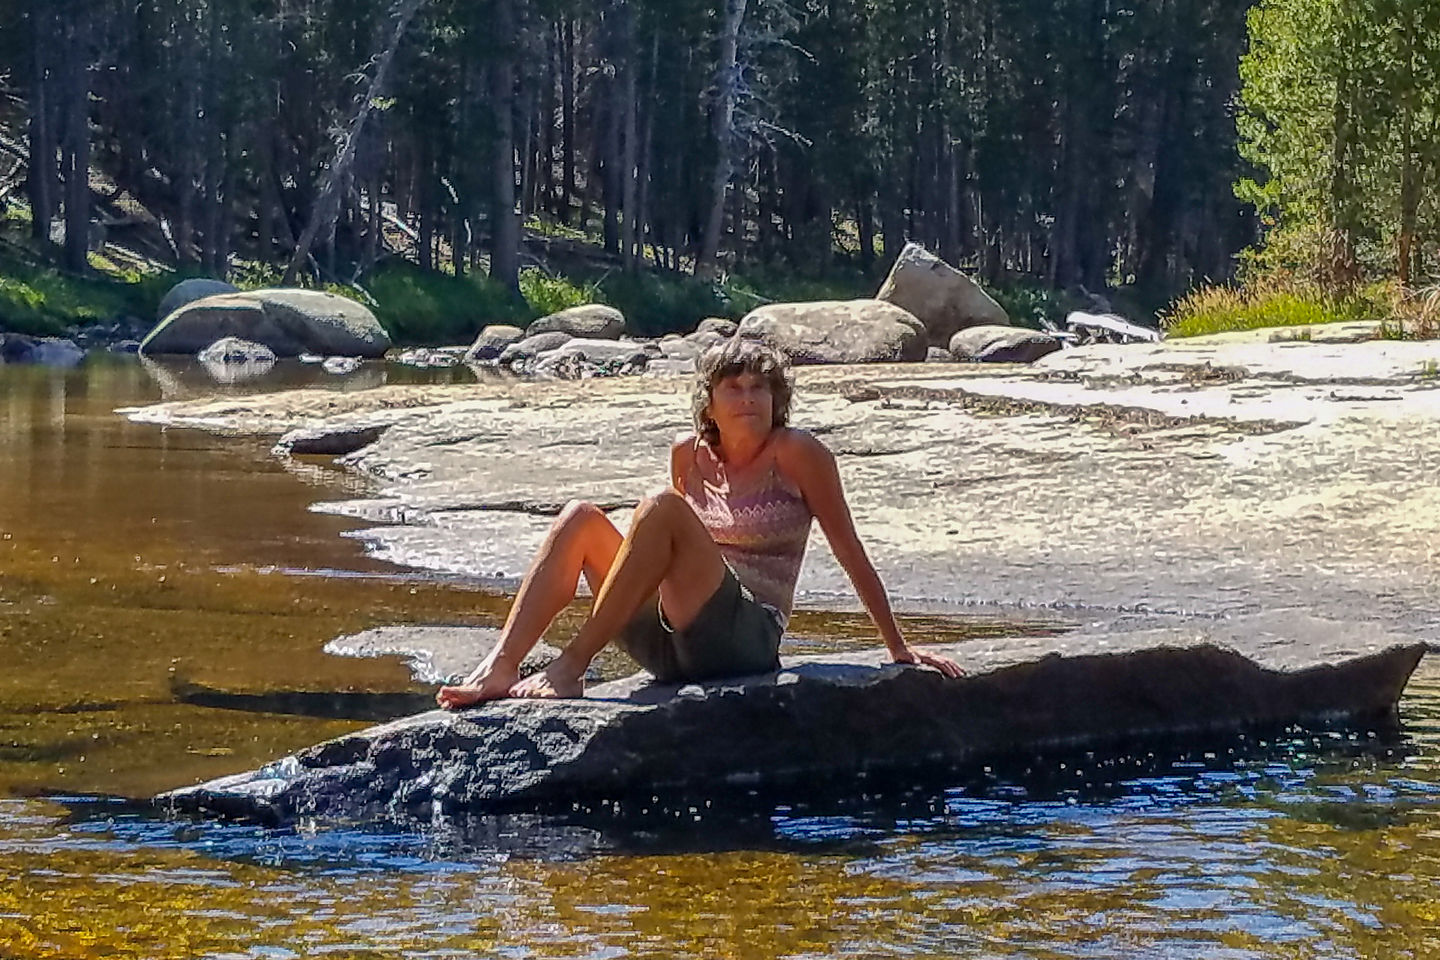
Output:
[778, 431, 964, 678]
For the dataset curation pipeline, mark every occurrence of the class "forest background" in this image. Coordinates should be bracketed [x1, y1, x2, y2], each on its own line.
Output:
[0, 0, 1437, 343]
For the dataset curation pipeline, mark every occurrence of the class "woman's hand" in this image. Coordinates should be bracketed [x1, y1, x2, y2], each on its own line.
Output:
[890, 645, 966, 679]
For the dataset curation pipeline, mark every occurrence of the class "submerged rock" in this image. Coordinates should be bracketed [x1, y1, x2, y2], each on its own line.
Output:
[157, 613, 1424, 825]
[197, 337, 276, 365]
[0, 334, 85, 367]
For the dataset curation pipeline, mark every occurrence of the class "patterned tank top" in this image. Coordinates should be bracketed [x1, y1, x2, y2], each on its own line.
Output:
[682, 437, 813, 626]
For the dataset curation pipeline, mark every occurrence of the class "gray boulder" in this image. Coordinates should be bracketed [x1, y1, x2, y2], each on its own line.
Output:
[275, 423, 389, 457]
[500, 331, 573, 367]
[156, 278, 240, 323]
[197, 337, 277, 365]
[0, 334, 84, 367]
[877, 242, 1008, 346]
[738, 299, 927, 365]
[925, 346, 954, 363]
[696, 317, 739, 339]
[141, 289, 390, 358]
[528, 304, 626, 340]
[949, 325, 1062, 363]
[156, 618, 1424, 825]
[464, 324, 527, 363]
[685, 329, 726, 353]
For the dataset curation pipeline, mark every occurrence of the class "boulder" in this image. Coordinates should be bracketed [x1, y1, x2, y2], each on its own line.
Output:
[0, 334, 84, 367]
[696, 317, 739, 339]
[156, 278, 240, 323]
[876, 242, 1008, 346]
[949, 325, 1062, 363]
[738, 299, 927, 365]
[685, 329, 726, 352]
[275, 423, 390, 457]
[925, 346, 954, 363]
[500, 331, 573, 367]
[156, 617, 1425, 825]
[464, 325, 527, 363]
[528, 304, 626, 340]
[141, 289, 390, 358]
[197, 337, 277, 366]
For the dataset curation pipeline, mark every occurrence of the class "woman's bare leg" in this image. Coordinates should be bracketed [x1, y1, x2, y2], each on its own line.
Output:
[436, 501, 622, 709]
[511, 488, 727, 698]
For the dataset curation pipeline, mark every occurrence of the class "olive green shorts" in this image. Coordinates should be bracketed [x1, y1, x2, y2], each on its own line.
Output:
[617, 566, 783, 684]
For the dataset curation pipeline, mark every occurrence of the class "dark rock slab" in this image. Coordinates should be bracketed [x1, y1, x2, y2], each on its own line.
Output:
[274, 422, 389, 456]
[157, 613, 1425, 825]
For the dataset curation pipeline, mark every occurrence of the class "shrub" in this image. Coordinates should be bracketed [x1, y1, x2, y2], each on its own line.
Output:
[1162, 279, 1391, 338]
[355, 261, 533, 345]
[519, 267, 599, 316]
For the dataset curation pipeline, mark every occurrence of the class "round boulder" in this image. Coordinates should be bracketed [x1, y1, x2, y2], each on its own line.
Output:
[695, 317, 739, 339]
[738, 299, 926, 365]
[464, 324, 527, 363]
[877, 242, 1008, 346]
[949, 325, 1062, 363]
[141, 289, 391, 358]
[157, 277, 240, 323]
[528, 304, 626, 340]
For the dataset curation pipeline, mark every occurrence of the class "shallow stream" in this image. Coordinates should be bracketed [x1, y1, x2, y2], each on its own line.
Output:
[1, 357, 1437, 958]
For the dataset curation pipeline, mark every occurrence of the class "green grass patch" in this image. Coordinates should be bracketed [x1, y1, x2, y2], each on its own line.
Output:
[0, 251, 171, 336]
[339, 260, 533, 344]
[1162, 280, 1391, 338]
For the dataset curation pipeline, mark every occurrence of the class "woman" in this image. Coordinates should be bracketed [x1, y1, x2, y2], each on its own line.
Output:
[437, 338, 963, 708]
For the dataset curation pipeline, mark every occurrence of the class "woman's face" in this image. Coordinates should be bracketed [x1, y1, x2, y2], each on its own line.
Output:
[708, 371, 774, 438]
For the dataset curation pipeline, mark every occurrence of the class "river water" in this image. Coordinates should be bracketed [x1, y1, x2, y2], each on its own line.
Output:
[1, 356, 1438, 958]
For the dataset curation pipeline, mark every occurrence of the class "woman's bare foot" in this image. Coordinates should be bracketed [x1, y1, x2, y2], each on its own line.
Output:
[509, 661, 585, 699]
[436, 658, 521, 710]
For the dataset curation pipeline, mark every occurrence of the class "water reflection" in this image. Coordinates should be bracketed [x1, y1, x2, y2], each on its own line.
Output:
[4, 356, 1440, 959]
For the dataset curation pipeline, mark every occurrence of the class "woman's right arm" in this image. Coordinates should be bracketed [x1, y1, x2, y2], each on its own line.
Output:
[669, 434, 695, 492]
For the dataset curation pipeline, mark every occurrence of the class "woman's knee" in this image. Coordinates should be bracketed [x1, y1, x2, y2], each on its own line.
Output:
[554, 499, 607, 535]
[634, 487, 687, 522]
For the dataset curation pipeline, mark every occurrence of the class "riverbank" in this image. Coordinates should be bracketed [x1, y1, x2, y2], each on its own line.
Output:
[125, 330, 1440, 639]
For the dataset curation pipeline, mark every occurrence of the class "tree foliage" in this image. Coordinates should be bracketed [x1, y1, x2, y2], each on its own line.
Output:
[0, 0, 1257, 323]
[1239, 0, 1440, 283]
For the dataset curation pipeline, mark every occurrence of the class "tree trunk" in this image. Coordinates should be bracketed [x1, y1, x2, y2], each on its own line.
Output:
[633, 30, 659, 272]
[560, 17, 577, 225]
[619, 3, 639, 271]
[489, 0, 521, 295]
[282, 0, 428, 286]
[27, 1, 56, 242]
[694, 0, 747, 280]
[857, 197, 874, 271]
[60, 14, 91, 273]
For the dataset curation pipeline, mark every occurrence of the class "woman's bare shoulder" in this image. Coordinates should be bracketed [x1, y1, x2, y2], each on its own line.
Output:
[771, 427, 832, 469]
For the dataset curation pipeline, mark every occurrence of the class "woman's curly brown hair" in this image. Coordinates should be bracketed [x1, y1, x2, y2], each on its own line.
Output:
[691, 337, 793, 447]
